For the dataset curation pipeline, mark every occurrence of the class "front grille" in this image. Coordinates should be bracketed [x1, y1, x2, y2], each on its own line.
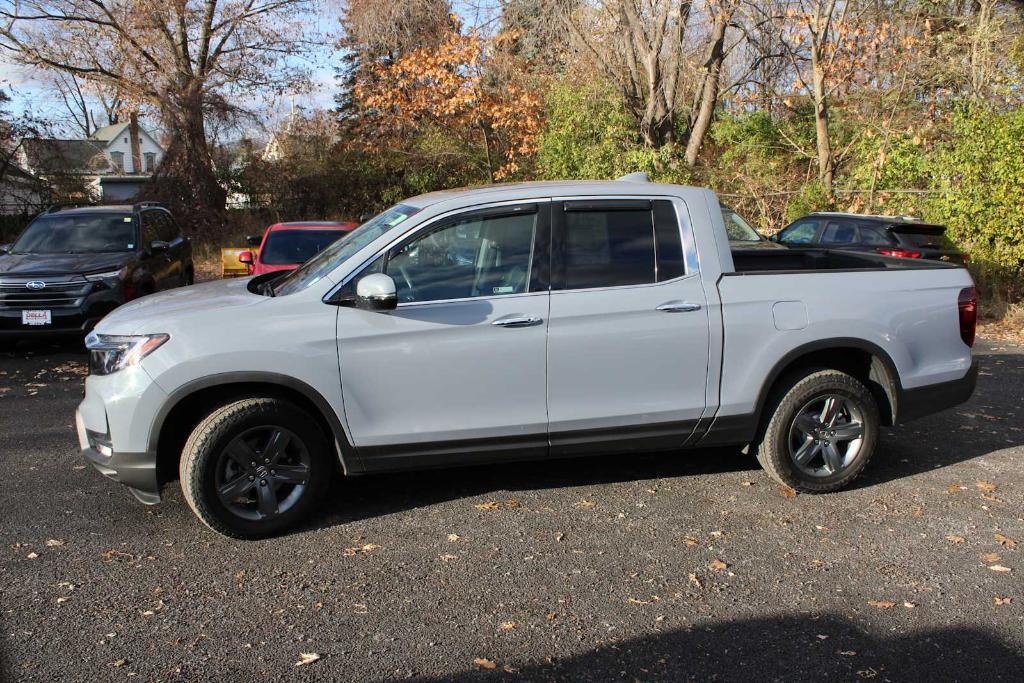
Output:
[0, 279, 92, 309]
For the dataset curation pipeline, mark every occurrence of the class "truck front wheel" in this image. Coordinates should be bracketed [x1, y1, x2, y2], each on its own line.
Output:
[179, 397, 332, 539]
[756, 369, 879, 493]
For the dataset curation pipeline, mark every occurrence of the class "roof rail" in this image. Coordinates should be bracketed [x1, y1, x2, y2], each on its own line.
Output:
[46, 201, 94, 213]
[133, 201, 162, 212]
[615, 172, 650, 183]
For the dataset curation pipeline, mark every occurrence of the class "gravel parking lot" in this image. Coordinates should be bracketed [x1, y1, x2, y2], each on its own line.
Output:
[1, 339, 1022, 681]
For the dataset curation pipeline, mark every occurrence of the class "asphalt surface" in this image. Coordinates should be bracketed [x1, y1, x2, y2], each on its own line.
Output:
[1, 339, 1022, 682]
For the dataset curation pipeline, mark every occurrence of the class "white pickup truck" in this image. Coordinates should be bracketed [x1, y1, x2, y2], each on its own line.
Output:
[77, 180, 978, 538]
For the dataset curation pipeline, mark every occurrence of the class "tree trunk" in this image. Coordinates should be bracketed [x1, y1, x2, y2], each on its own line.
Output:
[143, 88, 226, 229]
[684, 3, 732, 167]
[811, 55, 834, 195]
[128, 111, 142, 174]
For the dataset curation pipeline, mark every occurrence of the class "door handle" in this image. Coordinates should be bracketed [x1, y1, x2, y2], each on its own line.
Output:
[492, 316, 543, 328]
[656, 302, 702, 313]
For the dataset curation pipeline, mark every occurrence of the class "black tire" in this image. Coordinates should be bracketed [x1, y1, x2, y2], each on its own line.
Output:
[179, 397, 332, 539]
[755, 369, 879, 493]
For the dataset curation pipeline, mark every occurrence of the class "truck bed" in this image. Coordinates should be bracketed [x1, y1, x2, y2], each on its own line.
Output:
[729, 248, 957, 274]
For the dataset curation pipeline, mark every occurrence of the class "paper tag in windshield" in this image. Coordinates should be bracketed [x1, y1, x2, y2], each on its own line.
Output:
[123, 217, 132, 222]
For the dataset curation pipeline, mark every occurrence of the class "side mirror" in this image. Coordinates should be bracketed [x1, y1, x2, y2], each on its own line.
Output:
[238, 250, 254, 265]
[355, 273, 397, 311]
[150, 239, 170, 252]
[768, 234, 780, 242]
[0, 243, 10, 254]
[246, 234, 262, 247]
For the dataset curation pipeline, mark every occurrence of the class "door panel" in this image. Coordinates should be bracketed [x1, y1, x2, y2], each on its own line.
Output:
[546, 198, 710, 455]
[336, 202, 551, 471]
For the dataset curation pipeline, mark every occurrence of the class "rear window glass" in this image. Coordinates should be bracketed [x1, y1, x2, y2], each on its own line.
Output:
[892, 228, 955, 249]
[261, 230, 348, 265]
[559, 209, 655, 289]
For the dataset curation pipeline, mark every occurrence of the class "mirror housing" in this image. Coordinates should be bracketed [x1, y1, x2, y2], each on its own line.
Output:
[355, 273, 398, 311]
[238, 250, 254, 265]
[768, 234, 779, 242]
[0, 243, 10, 254]
[150, 239, 170, 252]
[246, 234, 262, 247]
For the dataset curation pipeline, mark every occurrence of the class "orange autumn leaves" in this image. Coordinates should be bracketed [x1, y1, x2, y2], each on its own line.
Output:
[353, 30, 542, 180]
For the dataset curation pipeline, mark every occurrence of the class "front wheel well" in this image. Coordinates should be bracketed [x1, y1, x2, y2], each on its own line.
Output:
[155, 382, 345, 488]
[757, 346, 898, 431]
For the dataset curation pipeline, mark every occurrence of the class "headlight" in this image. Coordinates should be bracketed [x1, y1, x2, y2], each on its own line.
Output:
[85, 266, 128, 282]
[84, 333, 169, 375]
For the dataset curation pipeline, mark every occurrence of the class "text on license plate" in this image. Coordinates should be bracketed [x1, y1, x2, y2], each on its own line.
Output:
[22, 310, 52, 325]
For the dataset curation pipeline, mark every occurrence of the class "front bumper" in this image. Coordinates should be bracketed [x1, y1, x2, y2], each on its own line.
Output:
[0, 287, 123, 338]
[898, 360, 979, 423]
[76, 363, 168, 504]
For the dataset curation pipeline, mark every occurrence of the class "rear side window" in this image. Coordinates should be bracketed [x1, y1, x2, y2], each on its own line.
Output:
[858, 225, 894, 246]
[555, 199, 683, 290]
[820, 220, 857, 245]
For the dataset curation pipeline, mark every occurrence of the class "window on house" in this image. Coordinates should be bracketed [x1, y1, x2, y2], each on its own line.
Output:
[109, 151, 124, 172]
[144, 153, 155, 173]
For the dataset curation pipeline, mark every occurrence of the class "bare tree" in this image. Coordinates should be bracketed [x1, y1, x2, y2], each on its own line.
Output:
[1, 0, 318, 222]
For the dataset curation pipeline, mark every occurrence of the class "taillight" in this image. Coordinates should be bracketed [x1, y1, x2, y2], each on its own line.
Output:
[877, 248, 922, 258]
[958, 286, 978, 347]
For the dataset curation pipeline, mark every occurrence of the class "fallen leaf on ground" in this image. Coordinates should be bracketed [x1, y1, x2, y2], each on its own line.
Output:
[447, 534, 460, 542]
[838, 651, 857, 656]
[113, 659, 127, 668]
[500, 622, 516, 631]
[474, 501, 501, 510]
[741, 480, 754, 486]
[295, 652, 320, 667]
[995, 534, 1017, 548]
[945, 535, 965, 544]
[574, 500, 596, 509]
[981, 553, 1001, 563]
[994, 596, 1012, 606]
[343, 543, 381, 556]
[975, 481, 997, 493]
[945, 484, 965, 494]
[473, 658, 497, 670]
[688, 573, 702, 588]
[45, 539, 65, 547]
[439, 554, 458, 562]
[26, 552, 38, 559]
[709, 559, 729, 571]
[682, 537, 699, 547]
[780, 487, 798, 499]
[56, 596, 71, 604]
[988, 565, 1012, 572]
[903, 602, 917, 608]
[867, 600, 896, 609]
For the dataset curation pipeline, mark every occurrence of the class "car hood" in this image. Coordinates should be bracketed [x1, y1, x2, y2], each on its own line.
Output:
[97, 276, 265, 335]
[0, 251, 133, 278]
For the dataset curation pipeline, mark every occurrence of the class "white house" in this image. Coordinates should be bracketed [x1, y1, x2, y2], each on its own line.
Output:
[18, 118, 165, 202]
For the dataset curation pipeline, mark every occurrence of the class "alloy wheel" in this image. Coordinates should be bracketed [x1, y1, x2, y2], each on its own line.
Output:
[214, 426, 311, 521]
[787, 394, 865, 477]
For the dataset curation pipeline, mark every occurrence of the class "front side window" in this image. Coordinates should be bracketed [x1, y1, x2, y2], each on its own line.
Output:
[779, 220, 818, 244]
[386, 210, 537, 303]
[11, 213, 135, 254]
[558, 207, 655, 289]
[273, 204, 419, 296]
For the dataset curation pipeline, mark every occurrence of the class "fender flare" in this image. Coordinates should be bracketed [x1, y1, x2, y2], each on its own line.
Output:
[149, 371, 359, 475]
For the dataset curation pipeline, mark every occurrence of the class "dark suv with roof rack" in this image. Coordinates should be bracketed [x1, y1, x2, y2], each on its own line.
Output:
[0, 203, 193, 346]
[772, 212, 967, 264]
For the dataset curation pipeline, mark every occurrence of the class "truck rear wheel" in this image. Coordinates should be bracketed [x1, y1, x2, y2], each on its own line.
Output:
[179, 397, 332, 539]
[756, 369, 879, 493]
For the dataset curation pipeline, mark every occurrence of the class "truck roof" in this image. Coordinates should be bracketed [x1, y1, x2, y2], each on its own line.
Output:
[403, 180, 703, 209]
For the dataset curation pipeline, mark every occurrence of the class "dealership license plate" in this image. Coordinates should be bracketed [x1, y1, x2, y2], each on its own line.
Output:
[22, 310, 52, 325]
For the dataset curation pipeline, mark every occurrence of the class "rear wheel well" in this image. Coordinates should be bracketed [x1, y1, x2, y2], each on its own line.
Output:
[758, 347, 897, 431]
[156, 382, 342, 488]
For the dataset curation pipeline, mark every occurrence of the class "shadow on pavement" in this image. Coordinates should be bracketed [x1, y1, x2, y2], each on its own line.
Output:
[408, 614, 1024, 681]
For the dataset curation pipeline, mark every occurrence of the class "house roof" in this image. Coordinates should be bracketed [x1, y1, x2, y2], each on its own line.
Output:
[90, 122, 131, 143]
[20, 138, 110, 175]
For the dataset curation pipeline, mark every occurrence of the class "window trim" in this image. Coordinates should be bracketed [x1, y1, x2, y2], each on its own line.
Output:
[326, 199, 552, 308]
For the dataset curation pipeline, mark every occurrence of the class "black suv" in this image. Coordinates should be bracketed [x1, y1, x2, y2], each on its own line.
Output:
[0, 203, 193, 344]
[772, 212, 967, 264]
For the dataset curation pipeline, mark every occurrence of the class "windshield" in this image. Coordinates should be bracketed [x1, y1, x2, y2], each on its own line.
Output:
[261, 229, 349, 265]
[272, 204, 420, 296]
[12, 213, 136, 254]
[721, 206, 762, 242]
